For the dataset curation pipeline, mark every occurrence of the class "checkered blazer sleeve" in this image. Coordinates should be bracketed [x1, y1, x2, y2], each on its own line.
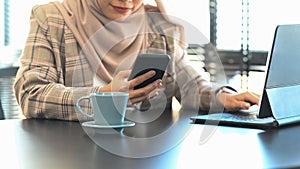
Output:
[13, 4, 100, 121]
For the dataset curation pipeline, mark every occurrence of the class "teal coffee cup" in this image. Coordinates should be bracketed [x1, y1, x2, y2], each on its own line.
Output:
[76, 92, 129, 125]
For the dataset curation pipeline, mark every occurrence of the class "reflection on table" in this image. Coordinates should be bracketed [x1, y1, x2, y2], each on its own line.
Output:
[1, 108, 300, 169]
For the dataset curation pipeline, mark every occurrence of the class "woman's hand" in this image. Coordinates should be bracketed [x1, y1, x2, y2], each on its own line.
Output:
[127, 70, 162, 105]
[99, 70, 162, 106]
[216, 91, 260, 111]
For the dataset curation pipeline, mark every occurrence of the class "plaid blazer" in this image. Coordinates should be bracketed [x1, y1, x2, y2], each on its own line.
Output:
[13, 3, 223, 121]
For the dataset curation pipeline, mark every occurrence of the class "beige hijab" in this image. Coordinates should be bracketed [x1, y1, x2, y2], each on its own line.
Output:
[53, 0, 185, 82]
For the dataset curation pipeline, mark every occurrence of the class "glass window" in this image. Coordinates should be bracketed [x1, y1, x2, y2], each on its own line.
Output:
[216, 0, 242, 50]
[249, 0, 300, 51]
[0, 1, 4, 46]
[217, 0, 300, 51]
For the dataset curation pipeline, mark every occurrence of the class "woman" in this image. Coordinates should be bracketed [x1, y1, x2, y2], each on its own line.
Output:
[13, 0, 259, 120]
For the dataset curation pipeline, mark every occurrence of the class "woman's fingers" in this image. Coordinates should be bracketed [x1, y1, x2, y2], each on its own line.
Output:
[220, 92, 260, 111]
[129, 70, 156, 89]
[128, 79, 162, 105]
[236, 92, 260, 105]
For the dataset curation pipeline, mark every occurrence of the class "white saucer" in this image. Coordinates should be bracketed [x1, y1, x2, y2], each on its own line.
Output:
[82, 121, 135, 129]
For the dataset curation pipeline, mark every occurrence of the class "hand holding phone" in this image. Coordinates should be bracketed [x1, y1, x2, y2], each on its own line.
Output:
[128, 54, 170, 89]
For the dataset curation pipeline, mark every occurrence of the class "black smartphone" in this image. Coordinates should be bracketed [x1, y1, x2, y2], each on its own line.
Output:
[128, 54, 170, 89]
